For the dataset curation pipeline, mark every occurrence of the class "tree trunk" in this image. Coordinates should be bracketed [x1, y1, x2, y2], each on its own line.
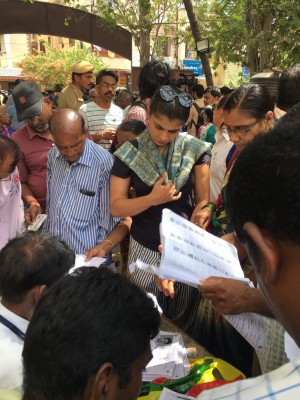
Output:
[139, 0, 151, 66]
[244, 1, 257, 73]
[182, 0, 213, 86]
[139, 32, 151, 66]
[245, 1, 274, 72]
[262, 11, 274, 70]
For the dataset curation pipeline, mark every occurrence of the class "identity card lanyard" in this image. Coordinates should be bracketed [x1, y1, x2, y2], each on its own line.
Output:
[0, 314, 25, 340]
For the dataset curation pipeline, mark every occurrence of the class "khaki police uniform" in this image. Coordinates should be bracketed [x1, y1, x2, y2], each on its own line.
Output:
[57, 83, 84, 111]
[57, 61, 94, 111]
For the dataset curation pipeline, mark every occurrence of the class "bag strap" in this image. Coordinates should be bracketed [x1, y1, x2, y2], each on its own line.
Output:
[190, 102, 204, 129]
[129, 100, 147, 111]
[192, 102, 202, 114]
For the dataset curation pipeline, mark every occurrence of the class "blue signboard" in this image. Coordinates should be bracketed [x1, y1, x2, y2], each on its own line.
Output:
[242, 66, 249, 78]
[182, 59, 204, 77]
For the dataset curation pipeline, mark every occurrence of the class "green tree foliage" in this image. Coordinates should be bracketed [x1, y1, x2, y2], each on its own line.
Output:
[54, 0, 183, 66]
[16, 42, 105, 87]
[196, 0, 300, 72]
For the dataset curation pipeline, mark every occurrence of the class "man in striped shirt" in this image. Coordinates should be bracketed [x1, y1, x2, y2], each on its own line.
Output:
[79, 69, 123, 150]
[197, 108, 300, 399]
[44, 109, 120, 262]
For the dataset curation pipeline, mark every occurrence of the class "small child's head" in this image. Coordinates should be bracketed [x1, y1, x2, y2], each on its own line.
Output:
[116, 119, 146, 147]
[149, 85, 192, 124]
[203, 106, 214, 124]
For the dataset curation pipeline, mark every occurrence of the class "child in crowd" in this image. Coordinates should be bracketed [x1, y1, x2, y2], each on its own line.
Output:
[109, 119, 146, 153]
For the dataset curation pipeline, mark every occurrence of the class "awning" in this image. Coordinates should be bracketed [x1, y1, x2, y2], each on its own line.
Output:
[0, 67, 24, 82]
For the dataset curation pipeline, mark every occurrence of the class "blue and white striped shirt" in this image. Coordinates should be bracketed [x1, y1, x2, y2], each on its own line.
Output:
[197, 355, 300, 399]
[45, 139, 120, 255]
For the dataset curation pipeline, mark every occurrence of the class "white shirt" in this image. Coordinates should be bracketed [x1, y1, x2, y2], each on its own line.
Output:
[0, 303, 29, 390]
[79, 101, 123, 150]
[197, 355, 300, 399]
[209, 129, 233, 202]
[285, 332, 300, 362]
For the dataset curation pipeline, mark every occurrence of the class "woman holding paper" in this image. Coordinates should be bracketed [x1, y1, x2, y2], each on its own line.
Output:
[159, 84, 276, 376]
[110, 85, 210, 331]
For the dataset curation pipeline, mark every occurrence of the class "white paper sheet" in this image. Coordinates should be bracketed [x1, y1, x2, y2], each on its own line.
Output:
[159, 209, 248, 285]
[134, 210, 267, 350]
[143, 331, 190, 381]
[27, 213, 47, 231]
[159, 388, 194, 400]
[225, 312, 266, 350]
[69, 254, 106, 274]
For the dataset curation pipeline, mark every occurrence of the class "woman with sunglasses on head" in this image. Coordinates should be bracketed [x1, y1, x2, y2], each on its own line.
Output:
[110, 85, 210, 331]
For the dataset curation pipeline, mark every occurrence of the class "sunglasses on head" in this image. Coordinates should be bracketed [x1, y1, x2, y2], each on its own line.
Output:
[160, 86, 193, 108]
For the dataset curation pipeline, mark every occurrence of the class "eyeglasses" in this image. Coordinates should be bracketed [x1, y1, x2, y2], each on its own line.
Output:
[98, 83, 117, 90]
[160, 86, 193, 108]
[225, 115, 266, 136]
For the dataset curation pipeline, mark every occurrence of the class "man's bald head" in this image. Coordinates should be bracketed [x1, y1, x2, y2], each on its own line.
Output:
[49, 109, 87, 164]
[49, 109, 85, 137]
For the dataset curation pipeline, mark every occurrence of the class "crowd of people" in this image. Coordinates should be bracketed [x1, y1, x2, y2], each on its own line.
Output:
[0, 60, 300, 399]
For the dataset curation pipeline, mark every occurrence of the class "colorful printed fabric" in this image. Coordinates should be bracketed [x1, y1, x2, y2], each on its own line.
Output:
[0, 125, 14, 137]
[200, 123, 216, 145]
[211, 148, 239, 237]
[114, 129, 211, 193]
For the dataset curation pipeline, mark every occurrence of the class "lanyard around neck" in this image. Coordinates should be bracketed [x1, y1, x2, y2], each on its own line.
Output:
[0, 314, 25, 341]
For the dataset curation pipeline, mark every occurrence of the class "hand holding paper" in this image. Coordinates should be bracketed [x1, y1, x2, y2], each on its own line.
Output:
[159, 209, 248, 286]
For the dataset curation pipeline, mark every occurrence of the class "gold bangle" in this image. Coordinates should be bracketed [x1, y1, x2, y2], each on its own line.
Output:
[102, 239, 113, 247]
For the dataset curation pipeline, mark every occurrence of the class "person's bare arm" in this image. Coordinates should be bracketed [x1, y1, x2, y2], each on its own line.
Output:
[191, 163, 210, 226]
[84, 217, 132, 260]
[110, 173, 182, 217]
[91, 128, 117, 142]
[22, 183, 41, 224]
